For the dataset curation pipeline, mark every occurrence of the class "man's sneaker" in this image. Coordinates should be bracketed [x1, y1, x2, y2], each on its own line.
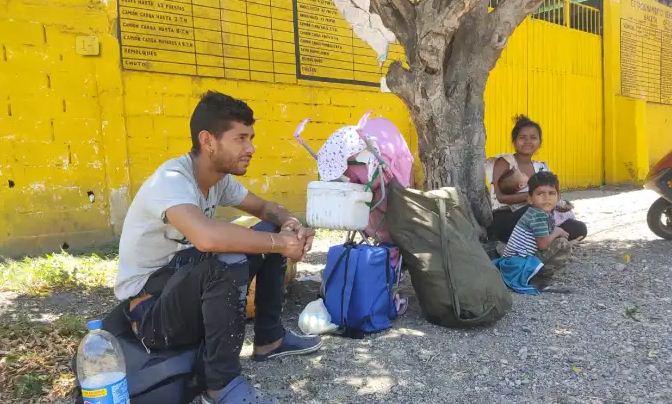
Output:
[200, 376, 278, 404]
[252, 329, 322, 362]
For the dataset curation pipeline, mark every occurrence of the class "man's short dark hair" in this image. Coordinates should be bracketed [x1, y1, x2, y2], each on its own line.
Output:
[527, 171, 559, 195]
[189, 91, 255, 154]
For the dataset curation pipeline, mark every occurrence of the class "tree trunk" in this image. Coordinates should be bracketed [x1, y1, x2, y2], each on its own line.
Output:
[368, 0, 543, 233]
[418, 102, 492, 230]
[387, 3, 497, 231]
[409, 77, 492, 232]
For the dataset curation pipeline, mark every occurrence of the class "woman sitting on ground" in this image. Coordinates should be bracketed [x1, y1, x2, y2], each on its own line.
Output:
[489, 115, 587, 243]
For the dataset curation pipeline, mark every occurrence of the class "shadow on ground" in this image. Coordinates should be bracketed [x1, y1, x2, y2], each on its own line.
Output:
[245, 236, 672, 403]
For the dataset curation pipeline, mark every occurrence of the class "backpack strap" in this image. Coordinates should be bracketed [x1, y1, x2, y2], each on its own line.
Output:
[437, 198, 498, 325]
[321, 244, 351, 299]
[346, 245, 395, 331]
[437, 198, 462, 320]
[322, 244, 357, 328]
[122, 340, 197, 396]
[339, 245, 357, 328]
[133, 353, 196, 396]
[380, 245, 395, 319]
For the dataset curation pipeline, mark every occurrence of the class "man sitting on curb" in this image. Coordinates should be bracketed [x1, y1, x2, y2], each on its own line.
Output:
[114, 91, 321, 403]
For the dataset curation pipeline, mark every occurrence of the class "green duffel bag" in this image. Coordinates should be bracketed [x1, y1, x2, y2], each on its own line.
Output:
[387, 183, 512, 327]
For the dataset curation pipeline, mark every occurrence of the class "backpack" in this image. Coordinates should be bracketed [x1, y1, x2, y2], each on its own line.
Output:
[71, 302, 205, 404]
[387, 183, 512, 328]
[321, 242, 398, 333]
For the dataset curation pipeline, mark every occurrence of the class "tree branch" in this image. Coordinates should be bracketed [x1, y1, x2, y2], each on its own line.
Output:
[418, 0, 482, 40]
[489, 0, 543, 45]
[370, 0, 417, 54]
[385, 61, 414, 105]
[412, 0, 482, 72]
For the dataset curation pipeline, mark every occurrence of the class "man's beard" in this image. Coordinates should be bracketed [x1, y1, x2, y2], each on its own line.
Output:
[214, 157, 247, 176]
[229, 165, 247, 176]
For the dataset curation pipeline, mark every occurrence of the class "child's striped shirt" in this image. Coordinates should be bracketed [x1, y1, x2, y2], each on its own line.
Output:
[503, 206, 554, 257]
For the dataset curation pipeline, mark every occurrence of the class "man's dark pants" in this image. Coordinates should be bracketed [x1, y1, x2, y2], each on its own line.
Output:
[129, 221, 286, 390]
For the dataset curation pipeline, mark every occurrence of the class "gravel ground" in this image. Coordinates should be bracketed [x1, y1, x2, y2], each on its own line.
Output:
[245, 188, 672, 403]
[2, 188, 670, 403]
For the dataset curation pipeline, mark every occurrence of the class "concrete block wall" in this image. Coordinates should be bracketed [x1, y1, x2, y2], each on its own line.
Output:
[0, 0, 415, 256]
[0, 0, 132, 256]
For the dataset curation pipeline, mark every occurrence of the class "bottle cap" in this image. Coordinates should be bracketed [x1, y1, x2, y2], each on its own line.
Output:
[86, 319, 103, 330]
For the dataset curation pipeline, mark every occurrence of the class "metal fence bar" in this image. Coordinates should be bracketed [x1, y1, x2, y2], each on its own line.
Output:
[519, 0, 601, 35]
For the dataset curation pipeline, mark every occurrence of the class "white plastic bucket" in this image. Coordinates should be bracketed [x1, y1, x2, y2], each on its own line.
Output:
[306, 181, 372, 230]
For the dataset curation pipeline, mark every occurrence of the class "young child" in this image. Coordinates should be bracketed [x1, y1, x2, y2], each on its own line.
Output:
[497, 168, 529, 195]
[494, 171, 572, 294]
[498, 168, 577, 230]
[553, 198, 576, 227]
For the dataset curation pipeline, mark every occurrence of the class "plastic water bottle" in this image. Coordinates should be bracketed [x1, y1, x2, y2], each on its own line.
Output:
[77, 319, 130, 404]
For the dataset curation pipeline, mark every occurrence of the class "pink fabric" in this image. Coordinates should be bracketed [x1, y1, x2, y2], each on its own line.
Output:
[342, 165, 400, 267]
[359, 118, 414, 187]
[341, 119, 413, 245]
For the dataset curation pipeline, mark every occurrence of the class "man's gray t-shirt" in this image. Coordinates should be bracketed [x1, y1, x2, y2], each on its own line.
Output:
[114, 154, 248, 300]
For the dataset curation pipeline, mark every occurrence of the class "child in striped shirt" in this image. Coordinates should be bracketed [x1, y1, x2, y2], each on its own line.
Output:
[502, 171, 569, 258]
[495, 171, 572, 293]
[498, 168, 577, 229]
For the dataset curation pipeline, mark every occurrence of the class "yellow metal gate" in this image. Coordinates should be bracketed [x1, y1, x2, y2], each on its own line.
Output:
[485, 0, 603, 189]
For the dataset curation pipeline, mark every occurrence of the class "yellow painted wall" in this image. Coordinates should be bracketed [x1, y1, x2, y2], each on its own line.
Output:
[115, 0, 417, 218]
[0, 0, 636, 256]
[0, 0, 129, 256]
[603, 0, 672, 182]
[646, 102, 672, 166]
[485, 16, 604, 189]
[0, 0, 416, 256]
[121, 76, 416, 217]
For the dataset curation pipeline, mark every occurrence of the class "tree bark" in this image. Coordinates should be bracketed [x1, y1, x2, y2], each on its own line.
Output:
[405, 74, 492, 230]
[385, 2, 496, 230]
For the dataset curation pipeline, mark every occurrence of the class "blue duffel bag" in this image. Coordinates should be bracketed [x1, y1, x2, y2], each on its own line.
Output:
[322, 242, 398, 333]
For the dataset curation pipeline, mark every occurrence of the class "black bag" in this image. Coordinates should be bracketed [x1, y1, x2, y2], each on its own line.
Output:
[387, 183, 512, 328]
[72, 302, 204, 404]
